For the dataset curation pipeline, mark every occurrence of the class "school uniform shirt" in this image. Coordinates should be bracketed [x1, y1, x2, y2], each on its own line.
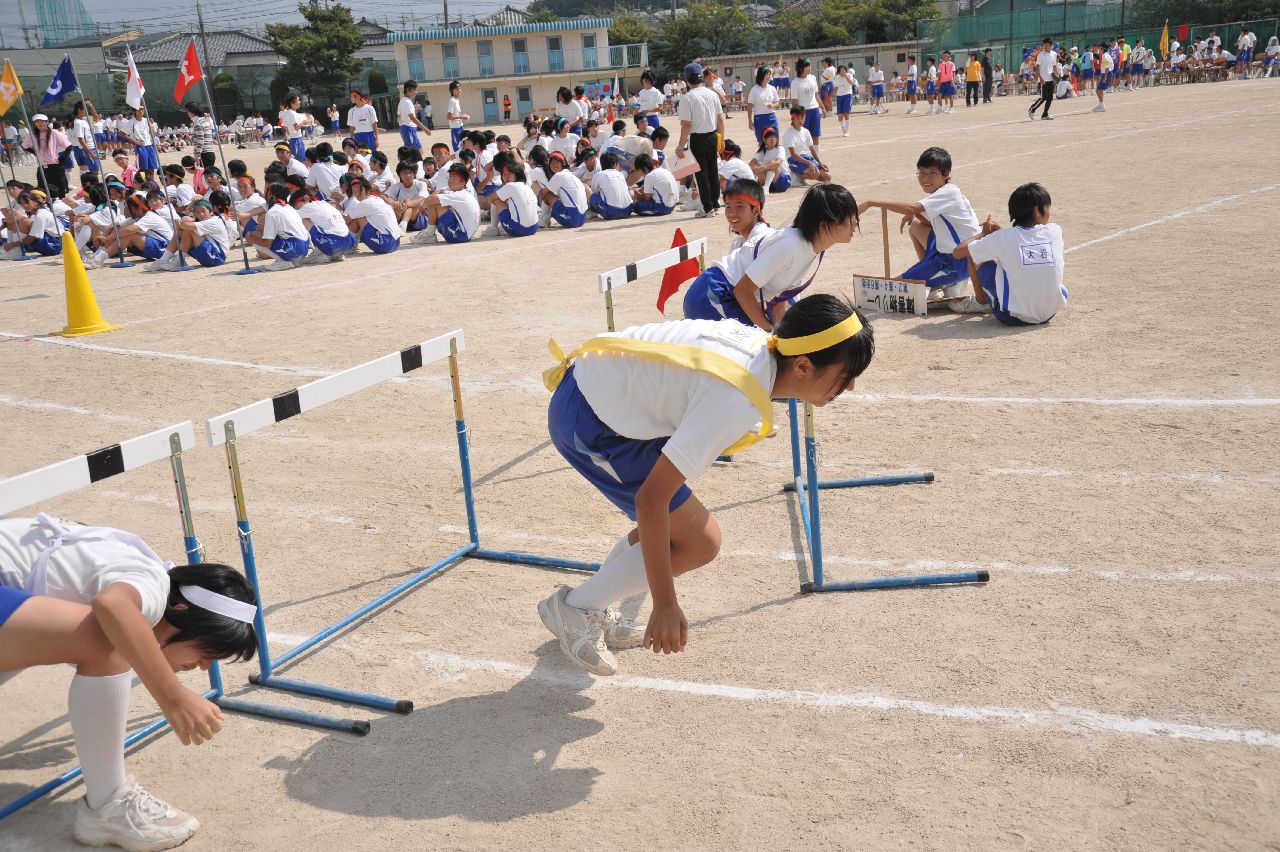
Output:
[641, 167, 679, 207]
[574, 162, 601, 184]
[781, 126, 816, 158]
[727, 220, 773, 255]
[546, 169, 588, 212]
[308, 162, 346, 199]
[194, 215, 233, 249]
[573, 319, 777, 481]
[907, 63, 919, 82]
[0, 517, 171, 626]
[735, 227, 820, 305]
[129, 117, 153, 147]
[261, 204, 310, 242]
[548, 133, 581, 161]
[234, 192, 267, 219]
[591, 169, 632, 208]
[448, 97, 464, 128]
[133, 209, 174, 241]
[347, 104, 378, 134]
[790, 74, 820, 110]
[920, 183, 980, 254]
[429, 166, 453, 193]
[166, 183, 195, 208]
[345, 195, 398, 235]
[438, 188, 481, 236]
[1037, 49, 1058, 82]
[867, 68, 885, 85]
[397, 96, 418, 128]
[280, 108, 302, 139]
[26, 208, 58, 241]
[298, 199, 348, 236]
[677, 85, 722, 133]
[384, 179, 429, 203]
[556, 101, 582, 124]
[752, 146, 785, 170]
[718, 155, 754, 183]
[72, 117, 94, 148]
[747, 84, 778, 114]
[968, 224, 1066, 323]
[518, 134, 541, 156]
[495, 181, 539, 226]
[821, 66, 837, 86]
[636, 86, 665, 114]
[834, 71, 855, 97]
[283, 158, 309, 179]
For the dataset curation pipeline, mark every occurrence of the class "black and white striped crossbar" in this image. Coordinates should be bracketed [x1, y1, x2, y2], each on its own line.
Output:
[0, 422, 197, 515]
[205, 330, 465, 446]
[598, 238, 708, 294]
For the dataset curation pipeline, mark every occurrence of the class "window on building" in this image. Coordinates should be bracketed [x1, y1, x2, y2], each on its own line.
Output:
[582, 33, 598, 69]
[406, 45, 425, 80]
[547, 35, 563, 72]
[478, 40, 494, 76]
[513, 38, 529, 74]
[443, 43, 459, 79]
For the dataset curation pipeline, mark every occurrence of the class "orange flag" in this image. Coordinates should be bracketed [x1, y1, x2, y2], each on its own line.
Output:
[656, 228, 701, 314]
[173, 38, 203, 104]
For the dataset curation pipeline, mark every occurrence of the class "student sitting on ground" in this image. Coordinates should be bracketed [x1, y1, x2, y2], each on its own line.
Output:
[416, 163, 481, 245]
[342, 175, 401, 255]
[537, 152, 589, 229]
[383, 161, 430, 233]
[292, 188, 356, 262]
[151, 195, 235, 271]
[855, 146, 980, 298]
[588, 151, 634, 220]
[631, 153, 679, 216]
[750, 127, 790, 193]
[102, 191, 175, 263]
[244, 182, 311, 270]
[0, 189, 61, 258]
[949, 181, 1067, 324]
[486, 160, 541, 238]
[781, 106, 831, 184]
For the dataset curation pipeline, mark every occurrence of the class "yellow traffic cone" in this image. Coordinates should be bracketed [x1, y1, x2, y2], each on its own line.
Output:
[57, 231, 122, 338]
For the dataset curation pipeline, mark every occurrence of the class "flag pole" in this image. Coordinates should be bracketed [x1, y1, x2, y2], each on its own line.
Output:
[2, 60, 35, 262]
[193, 8, 259, 275]
[65, 52, 133, 268]
[11, 70, 66, 244]
[130, 48, 194, 272]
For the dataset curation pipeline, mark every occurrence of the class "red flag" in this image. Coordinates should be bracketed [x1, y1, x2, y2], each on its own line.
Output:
[656, 228, 701, 314]
[173, 39, 203, 104]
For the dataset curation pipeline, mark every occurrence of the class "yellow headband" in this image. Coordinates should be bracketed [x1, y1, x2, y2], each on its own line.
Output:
[770, 313, 863, 356]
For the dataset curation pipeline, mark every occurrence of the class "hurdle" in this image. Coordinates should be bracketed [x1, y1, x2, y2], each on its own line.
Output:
[0, 422, 331, 822]
[203, 330, 598, 725]
[598, 236, 709, 332]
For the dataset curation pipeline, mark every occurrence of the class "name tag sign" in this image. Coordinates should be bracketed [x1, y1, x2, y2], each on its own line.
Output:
[854, 275, 929, 316]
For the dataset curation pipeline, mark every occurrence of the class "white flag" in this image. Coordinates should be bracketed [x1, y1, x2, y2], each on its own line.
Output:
[125, 47, 145, 109]
[613, 74, 620, 99]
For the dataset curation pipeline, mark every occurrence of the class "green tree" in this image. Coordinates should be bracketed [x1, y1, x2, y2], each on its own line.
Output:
[110, 72, 129, 114]
[266, 2, 366, 106]
[1130, 0, 1278, 26]
[528, 0, 607, 16]
[653, 0, 757, 77]
[269, 75, 292, 110]
[773, 0, 938, 48]
[367, 69, 388, 95]
[608, 10, 653, 46]
[211, 72, 242, 116]
[526, 8, 560, 22]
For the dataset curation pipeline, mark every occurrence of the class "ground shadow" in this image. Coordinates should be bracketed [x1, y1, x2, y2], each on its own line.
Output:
[901, 314, 1047, 341]
[271, 643, 603, 821]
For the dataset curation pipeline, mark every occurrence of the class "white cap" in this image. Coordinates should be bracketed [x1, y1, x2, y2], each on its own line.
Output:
[32, 113, 49, 121]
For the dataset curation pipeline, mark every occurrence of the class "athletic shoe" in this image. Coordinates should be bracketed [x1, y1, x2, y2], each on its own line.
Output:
[484, 222, 503, 238]
[586, 208, 602, 220]
[0, 247, 23, 261]
[948, 296, 992, 314]
[1041, 114, 1054, 120]
[537, 586, 618, 676]
[74, 778, 199, 852]
[604, 608, 646, 650]
[537, 209, 552, 228]
[413, 226, 438, 244]
[145, 253, 179, 273]
[327, 253, 346, 262]
[695, 207, 717, 218]
[681, 193, 701, 213]
[80, 254, 102, 269]
[796, 177, 809, 186]
[1093, 104, 1107, 112]
[298, 251, 329, 266]
[264, 259, 295, 272]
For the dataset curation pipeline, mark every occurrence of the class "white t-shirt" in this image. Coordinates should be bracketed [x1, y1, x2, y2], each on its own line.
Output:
[234, 191, 266, 217]
[297, 199, 347, 235]
[135, 209, 174, 240]
[753, 146, 785, 168]
[834, 71, 854, 96]
[0, 517, 171, 627]
[718, 156, 754, 184]
[781, 126, 815, 158]
[385, 179, 428, 202]
[555, 101, 580, 123]
[747, 84, 778, 113]
[261, 203, 310, 241]
[438, 188, 480, 236]
[591, 169, 632, 208]
[495, 181, 539, 226]
[344, 195, 398, 235]
[919, 183, 980, 254]
[347, 104, 377, 134]
[728, 221, 773, 255]
[715, 221, 774, 281]
[397, 96, 417, 127]
[1037, 49, 1058, 82]
[166, 183, 194, 208]
[637, 87, 664, 113]
[546, 169, 588, 212]
[967, 223, 1066, 323]
[677, 86, 721, 133]
[908, 63, 919, 81]
[129, 117, 153, 146]
[641, 167, 679, 208]
[280, 108, 302, 139]
[429, 164, 453, 193]
[737, 227, 821, 307]
[194, 215, 233, 248]
[307, 162, 345, 199]
[867, 68, 885, 85]
[281, 157, 308, 179]
[548, 133, 580, 161]
[928, 65, 938, 82]
[573, 161, 601, 183]
[72, 117, 93, 145]
[573, 319, 778, 480]
[448, 97, 464, 128]
[821, 65, 836, 84]
[26, 207, 58, 240]
[791, 74, 820, 109]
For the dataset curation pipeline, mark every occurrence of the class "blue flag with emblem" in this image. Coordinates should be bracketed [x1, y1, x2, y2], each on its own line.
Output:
[41, 55, 78, 105]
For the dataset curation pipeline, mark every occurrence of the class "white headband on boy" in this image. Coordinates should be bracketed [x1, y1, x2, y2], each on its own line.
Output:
[179, 585, 257, 624]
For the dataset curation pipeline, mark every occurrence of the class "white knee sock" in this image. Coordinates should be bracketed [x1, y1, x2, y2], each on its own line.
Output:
[69, 672, 130, 809]
[566, 538, 648, 612]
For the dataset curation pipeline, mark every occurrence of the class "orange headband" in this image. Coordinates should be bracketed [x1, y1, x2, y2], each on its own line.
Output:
[725, 192, 761, 210]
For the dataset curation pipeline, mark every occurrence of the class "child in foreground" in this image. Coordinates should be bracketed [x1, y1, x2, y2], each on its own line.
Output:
[0, 514, 259, 851]
[538, 294, 874, 675]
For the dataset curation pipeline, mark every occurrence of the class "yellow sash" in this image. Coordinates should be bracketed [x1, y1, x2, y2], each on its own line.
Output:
[543, 335, 774, 456]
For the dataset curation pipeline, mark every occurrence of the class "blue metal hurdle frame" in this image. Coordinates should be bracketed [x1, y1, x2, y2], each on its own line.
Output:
[203, 331, 598, 726]
[0, 423, 331, 822]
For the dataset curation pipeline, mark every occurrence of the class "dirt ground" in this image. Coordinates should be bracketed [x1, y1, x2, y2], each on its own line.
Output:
[2, 80, 1279, 851]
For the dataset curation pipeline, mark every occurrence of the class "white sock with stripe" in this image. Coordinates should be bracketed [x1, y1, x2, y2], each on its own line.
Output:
[69, 672, 130, 809]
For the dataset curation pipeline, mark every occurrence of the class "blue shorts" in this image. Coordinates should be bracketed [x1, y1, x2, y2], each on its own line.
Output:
[310, 226, 357, 257]
[1098, 72, 1111, 91]
[802, 107, 822, 140]
[242, 218, 258, 236]
[589, 193, 632, 220]
[549, 367, 693, 523]
[399, 126, 421, 150]
[437, 208, 471, 244]
[775, 77, 790, 89]
[551, 200, 586, 228]
[788, 154, 819, 175]
[752, 112, 779, 143]
[129, 234, 166, 260]
[907, 80, 918, 96]
[94, 132, 106, 146]
[901, 230, 965, 289]
[188, 238, 226, 267]
[29, 233, 61, 256]
[288, 137, 306, 160]
[939, 81, 956, 96]
[135, 144, 159, 172]
[926, 81, 937, 95]
[646, 114, 661, 129]
[1083, 67, 1094, 79]
[360, 223, 399, 254]
[450, 126, 465, 151]
[682, 266, 752, 325]
[975, 261, 1042, 326]
[478, 184, 499, 197]
[354, 131, 378, 152]
[820, 81, 834, 97]
[271, 235, 309, 261]
[0, 585, 31, 627]
[632, 197, 674, 216]
[497, 208, 538, 237]
[872, 84, 886, 99]
[72, 147, 99, 171]
[768, 168, 792, 193]
[836, 94, 853, 113]
[1239, 48, 1251, 63]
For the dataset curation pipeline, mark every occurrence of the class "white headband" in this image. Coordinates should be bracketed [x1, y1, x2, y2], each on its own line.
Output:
[179, 585, 258, 624]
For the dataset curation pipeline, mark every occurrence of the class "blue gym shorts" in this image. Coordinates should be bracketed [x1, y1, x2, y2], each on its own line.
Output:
[450, 126, 465, 151]
[646, 114, 661, 129]
[788, 154, 819, 176]
[498, 209, 539, 236]
[682, 266, 753, 326]
[768, 169, 792, 193]
[128, 234, 166, 260]
[399, 126, 421, 150]
[752, 113, 779, 143]
[907, 80, 918, 95]
[270, 235, 309, 261]
[974, 261, 1042, 326]
[353, 131, 378, 151]
[188, 238, 226, 267]
[551, 200, 586, 228]
[872, 84, 886, 98]
[29, 233, 61, 256]
[836, 94, 854, 113]
[288, 138, 306, 160]
[589, 193, 633, 220]
[901, 230, 966, 288]
[437, 208, 471, 244]
[0, 585, 31, 627]
[549, 366, 693, 522]
[803, 107, 822, 140]
[135, 144, 159, 171]
[632, 197, 674, 216]
[360, 224, 400, 254]
[310, 226, 357, 257]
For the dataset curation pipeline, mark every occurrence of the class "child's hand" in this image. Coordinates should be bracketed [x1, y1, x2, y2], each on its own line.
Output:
[899, 212, 913, 233]
[856, 200, 873, 216]
[644, 602, 688, 655]
[981, 215, 1000, 235]
[161, 687, 225, 746]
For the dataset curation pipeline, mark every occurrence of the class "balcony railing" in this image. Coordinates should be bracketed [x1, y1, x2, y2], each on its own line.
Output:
[399, 42, 647, 83]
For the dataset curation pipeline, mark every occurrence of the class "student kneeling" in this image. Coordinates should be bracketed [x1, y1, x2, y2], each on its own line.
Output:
[631, 154, 679, 216]
[950, 182, 1067, 324]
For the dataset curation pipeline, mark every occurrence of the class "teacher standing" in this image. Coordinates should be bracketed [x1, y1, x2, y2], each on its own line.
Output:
[675, 62, 724, 218]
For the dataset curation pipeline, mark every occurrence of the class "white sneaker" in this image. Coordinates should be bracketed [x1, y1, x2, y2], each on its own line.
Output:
[604, 608, 646, 650]
[264, 259, 295, 272]
[948, 296, 992, 314]
[413, 226, 438, 245]
[1093, 104, 1106, 112]
[0, 247, 22, 261]
[298, 251, 329, 266]
[538, 586, 618, 676]
[694, 207, 717, 218]
[681, 193, 701, 212]
[537, 209, 552, 228]
[80, 253, 102, 269]
[484, 222, 503, 238]
[74, 778, 199, 852]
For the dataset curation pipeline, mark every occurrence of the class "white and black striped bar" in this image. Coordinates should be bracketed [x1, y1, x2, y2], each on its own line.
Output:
[205, 330, 464, 447]
[0, 422, 197, 515]
[597, 238, 708, 294]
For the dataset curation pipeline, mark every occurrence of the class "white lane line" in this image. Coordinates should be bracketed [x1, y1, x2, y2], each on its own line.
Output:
[985, 467, 1280, 486]
[417, 650, 1280, 749]
[0, 393, 147, 423]
[839, 392, 1280, 408]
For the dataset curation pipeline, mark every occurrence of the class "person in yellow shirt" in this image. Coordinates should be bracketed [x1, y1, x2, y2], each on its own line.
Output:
[965, 52, 983, 106]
